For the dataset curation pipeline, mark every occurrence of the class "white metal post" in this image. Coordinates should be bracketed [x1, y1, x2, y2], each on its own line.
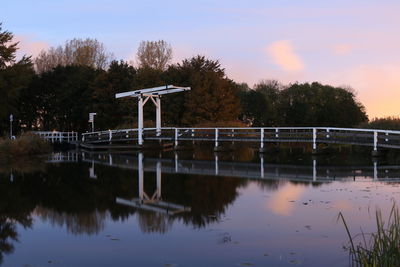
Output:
[109, 130, 112, 141]
[215, 153, 219, 175]
[260, 128, 264, 149]
[174, 128, 178, 147]
[260, 154, 264, 179]
[326, 129, 330, 138]
[156, 96, 161, 136]
[313, 159, 317, 181]
[215, 128, 219, 148]
[138, 96, 144, 145]
[312, 128, 317, 150]
[138, 153, 144, 200]
[275, 128, 279, 138]
[174, 152, 178, 172]
[156, 161, 161, 199]
[9, 114, 13, 139]
[373, 160, 378, 180]
[373, 131, 378, 151]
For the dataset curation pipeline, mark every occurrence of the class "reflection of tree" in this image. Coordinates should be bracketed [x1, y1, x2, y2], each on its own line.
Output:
[161, 174, 247, 228]
[0, 175, 34, 264]
[137, 211, 173, 234]
[34, 206, 108, 235]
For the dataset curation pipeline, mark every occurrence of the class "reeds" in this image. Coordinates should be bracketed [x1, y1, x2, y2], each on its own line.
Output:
[0, 134, 51, 159]
[338, 202, 400, 267]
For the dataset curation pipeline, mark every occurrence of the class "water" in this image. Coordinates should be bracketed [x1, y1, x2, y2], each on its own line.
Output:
[1, 148, 400, 267]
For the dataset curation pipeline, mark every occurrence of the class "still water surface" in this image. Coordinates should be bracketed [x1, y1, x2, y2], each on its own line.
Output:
[1, 149, 400, 266]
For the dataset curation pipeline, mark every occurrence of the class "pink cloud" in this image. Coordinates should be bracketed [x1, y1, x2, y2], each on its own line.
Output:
[332, 44, 354, 55]
[14, 34, 49, 59]
[267, 40, 304, 71]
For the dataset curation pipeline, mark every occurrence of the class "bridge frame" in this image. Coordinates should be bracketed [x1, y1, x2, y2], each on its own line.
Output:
[115, 85, 190, 145]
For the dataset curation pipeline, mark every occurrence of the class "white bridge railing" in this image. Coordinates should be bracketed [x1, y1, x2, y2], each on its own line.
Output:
[81, 127, 400, 151]
[33, 131, 78, 143]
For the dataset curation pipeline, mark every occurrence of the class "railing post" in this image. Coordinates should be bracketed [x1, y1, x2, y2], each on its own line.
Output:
[312, 128, 317, 150]
[174, 128, 179, 147]
[275, 128, 279, 138]
[109, 130, 112, 141]
[259, 128, 265, 153]
[215, 128, 219, 148]
[373, 131, 378, 151]
[326, 129, 330, 139]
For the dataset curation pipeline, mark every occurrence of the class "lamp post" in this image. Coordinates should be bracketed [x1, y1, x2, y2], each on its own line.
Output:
[89, 113, 97, 132]
[9, 114, 13, 139]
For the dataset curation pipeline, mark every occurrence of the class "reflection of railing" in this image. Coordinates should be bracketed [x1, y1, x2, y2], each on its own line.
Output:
[46, 152, 79, 163]
[81, 127, 400, 152]
[47, 152, 400, 182]
[32, 131, 78, 143]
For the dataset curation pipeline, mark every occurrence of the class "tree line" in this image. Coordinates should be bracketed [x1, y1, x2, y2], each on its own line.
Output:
[0, 23, 369, 135]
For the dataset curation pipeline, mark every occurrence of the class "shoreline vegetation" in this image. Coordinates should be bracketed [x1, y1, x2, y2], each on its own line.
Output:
[0, 134, 51, 159]
[338, 202, 400, 267]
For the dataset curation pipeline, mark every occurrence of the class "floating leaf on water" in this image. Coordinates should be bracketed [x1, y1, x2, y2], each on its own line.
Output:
[239, 262, 254, 266]
[263, 253, 269, 256]
[164, 264, 177, 267]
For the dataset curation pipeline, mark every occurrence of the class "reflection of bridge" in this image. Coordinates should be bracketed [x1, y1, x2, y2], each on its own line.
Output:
[81, 127, 400, 154]
[48, 152, 400, 182]
[115, 153, 191, 215]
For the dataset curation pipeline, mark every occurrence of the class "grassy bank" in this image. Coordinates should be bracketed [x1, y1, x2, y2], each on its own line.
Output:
[0, 134, 51, 159]
[338, 203, 400, 266]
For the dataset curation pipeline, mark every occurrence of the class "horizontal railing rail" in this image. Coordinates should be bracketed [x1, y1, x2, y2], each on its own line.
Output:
[32, 131, 78, 143]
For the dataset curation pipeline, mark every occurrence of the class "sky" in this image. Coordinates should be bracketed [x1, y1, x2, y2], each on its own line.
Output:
[2, 0, 400, 118]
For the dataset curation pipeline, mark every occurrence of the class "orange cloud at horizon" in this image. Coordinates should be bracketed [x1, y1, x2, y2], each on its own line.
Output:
[338, 64, 400, 118]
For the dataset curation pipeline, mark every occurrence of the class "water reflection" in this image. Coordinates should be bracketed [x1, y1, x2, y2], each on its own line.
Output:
[77, 151, 400, 182]
[0, 151, 400, 266]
